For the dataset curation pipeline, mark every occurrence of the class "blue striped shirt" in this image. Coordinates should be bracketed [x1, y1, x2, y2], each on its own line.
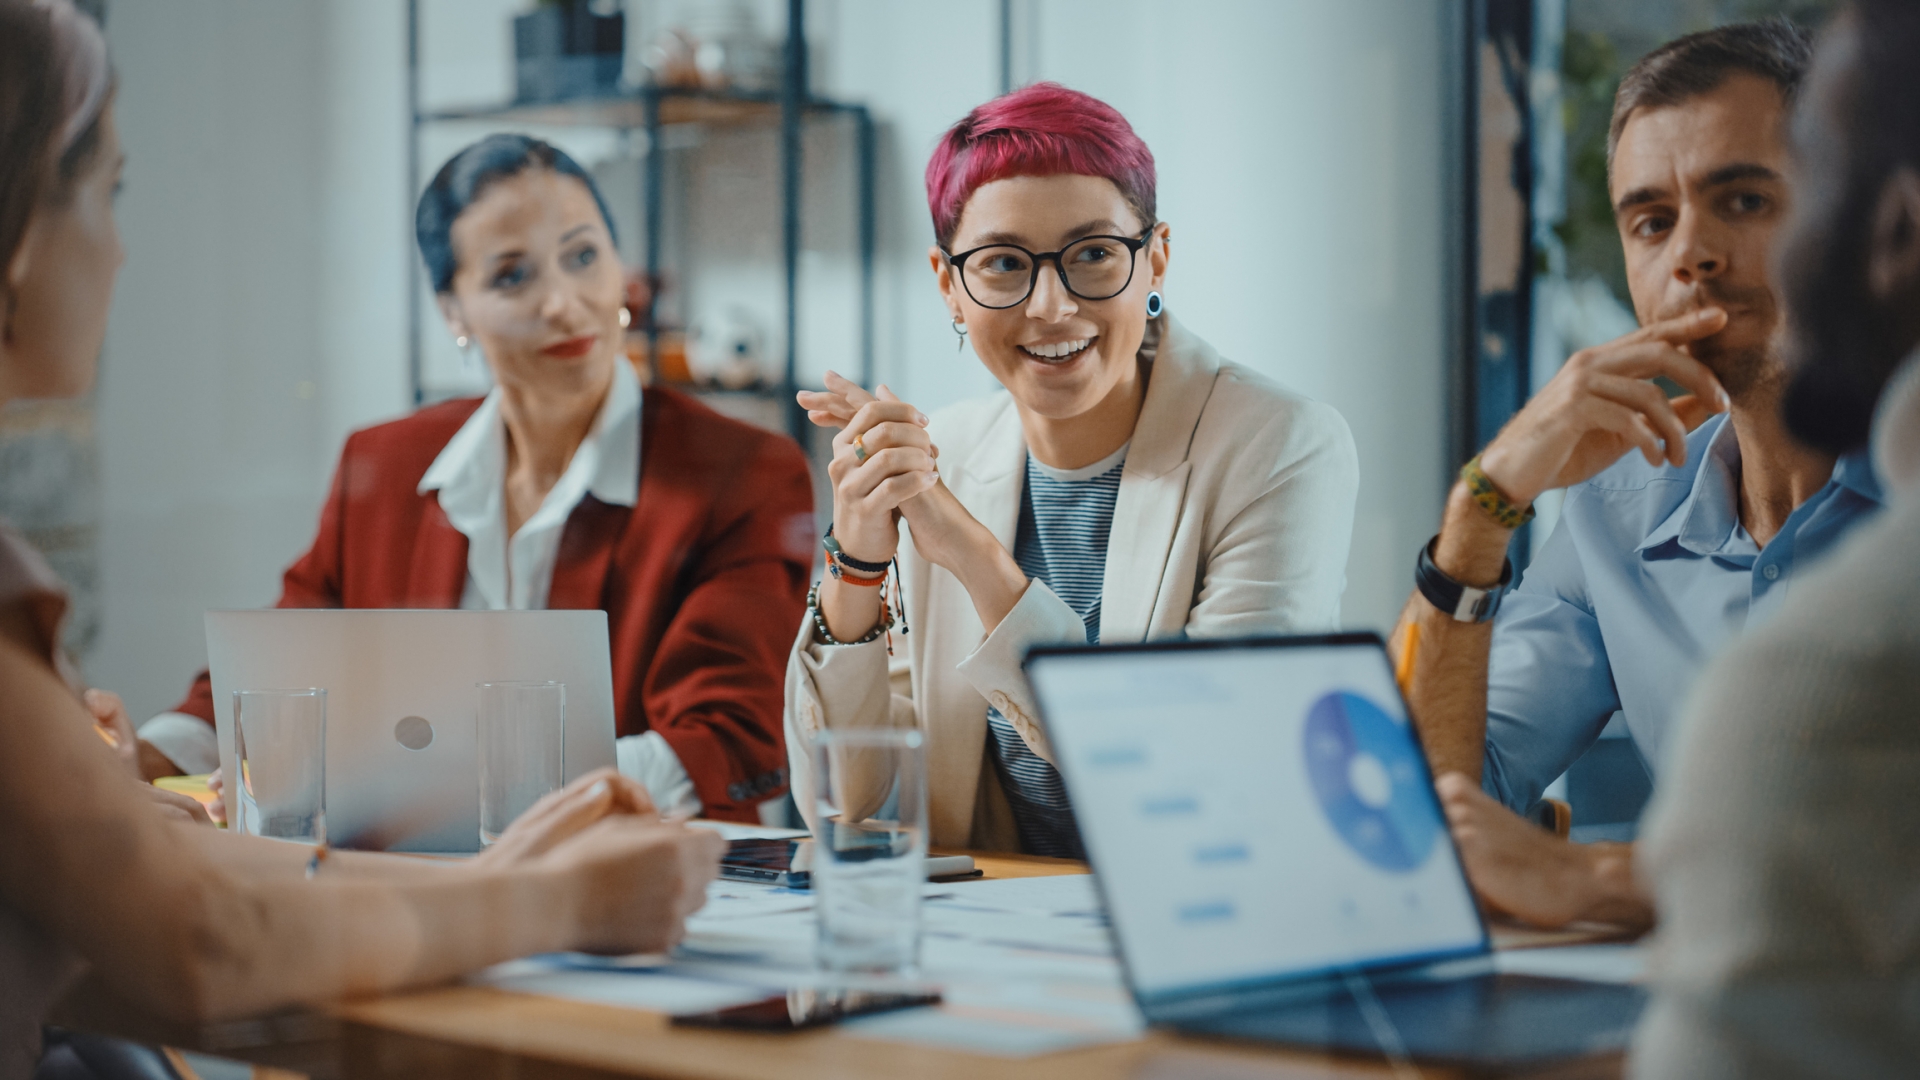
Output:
[986, 444, 1126, 859]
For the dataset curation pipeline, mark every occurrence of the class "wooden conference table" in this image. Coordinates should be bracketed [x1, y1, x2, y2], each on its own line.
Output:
[53, 848, 1627, 1080]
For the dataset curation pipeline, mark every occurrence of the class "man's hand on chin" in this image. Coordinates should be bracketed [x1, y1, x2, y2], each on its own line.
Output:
[1433, 772, 1653, 932]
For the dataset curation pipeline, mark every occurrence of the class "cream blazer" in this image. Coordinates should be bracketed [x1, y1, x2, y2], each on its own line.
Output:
[783, 316, 1360, 850]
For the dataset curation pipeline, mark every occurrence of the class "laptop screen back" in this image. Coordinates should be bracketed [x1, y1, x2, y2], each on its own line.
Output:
[1027, 635, 1487, 1004]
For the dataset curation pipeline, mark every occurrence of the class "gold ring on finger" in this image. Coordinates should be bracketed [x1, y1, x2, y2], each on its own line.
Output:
[852, 435, 868, 462]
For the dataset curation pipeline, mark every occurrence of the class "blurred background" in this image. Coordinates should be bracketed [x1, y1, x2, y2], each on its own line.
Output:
[0, 0, 1833, 790]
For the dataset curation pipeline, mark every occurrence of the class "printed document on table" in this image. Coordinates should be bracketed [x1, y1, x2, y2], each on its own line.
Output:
[471, 874, 1141, 1057]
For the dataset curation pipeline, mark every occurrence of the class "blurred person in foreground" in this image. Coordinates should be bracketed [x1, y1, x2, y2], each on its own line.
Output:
[781, 83, 1359, 855]
[1389, 20, 1883, 931]
[134, 132, 814, 822]
[1634, 2, 1920, 1073]
[0, 4, 720, 1075]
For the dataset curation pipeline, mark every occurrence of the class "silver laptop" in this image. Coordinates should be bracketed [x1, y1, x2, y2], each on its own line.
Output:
[206, 609, 618, 853]
[1024, 633, 1643, 1067]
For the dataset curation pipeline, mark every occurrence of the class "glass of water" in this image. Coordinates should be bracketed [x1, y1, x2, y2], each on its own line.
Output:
[232, 688, 327, 844]
[810, 727, 928, 975]
[477, 680, 566, 845]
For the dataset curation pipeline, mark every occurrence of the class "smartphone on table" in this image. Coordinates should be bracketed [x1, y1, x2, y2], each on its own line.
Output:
[672, 989, 942, 1031]
[719, 838, 976, 887]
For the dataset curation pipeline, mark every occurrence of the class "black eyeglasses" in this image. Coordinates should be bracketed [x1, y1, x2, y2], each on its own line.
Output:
[942, 228, 1154, 310]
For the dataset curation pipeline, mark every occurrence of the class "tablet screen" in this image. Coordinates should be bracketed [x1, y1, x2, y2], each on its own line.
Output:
[1028, 637, 1487, 1003]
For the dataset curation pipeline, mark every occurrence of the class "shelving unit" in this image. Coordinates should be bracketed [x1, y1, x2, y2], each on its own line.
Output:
[404, 0, 875, 445]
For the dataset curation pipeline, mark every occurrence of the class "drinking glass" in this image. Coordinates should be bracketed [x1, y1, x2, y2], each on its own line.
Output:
[811, 728, 928, 975]
[232, 688, 327, 844]
[477, 680, 566, 845]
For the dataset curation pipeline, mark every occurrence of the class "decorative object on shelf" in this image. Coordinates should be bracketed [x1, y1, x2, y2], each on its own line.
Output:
[687, 306, 768, 390]
[644, 0, 779, 92]
[409, 0, 878, 443]
[514, 0, 625, 105]
[627, 330, 690, 385]
[640, 27, 701, 88]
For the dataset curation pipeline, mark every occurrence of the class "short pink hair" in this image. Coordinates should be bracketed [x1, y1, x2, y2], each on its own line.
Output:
[925, 82, 1157, 249]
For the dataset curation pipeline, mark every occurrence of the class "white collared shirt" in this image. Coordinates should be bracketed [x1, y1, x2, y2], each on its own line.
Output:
[419, 359, 642, 611]
[142, 361, 699, 814]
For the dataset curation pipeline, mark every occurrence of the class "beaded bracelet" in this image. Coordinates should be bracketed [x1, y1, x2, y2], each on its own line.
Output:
[807, 583, 893, 646]
[1460, 456, 1536, 530]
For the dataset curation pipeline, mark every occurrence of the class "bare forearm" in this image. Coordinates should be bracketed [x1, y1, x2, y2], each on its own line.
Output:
[1397, 483, 1515, 779]
[183, 860, 574, 1018]
[1396, 597, 1492, 779]
[948, 527, 1029, 635]
[190, 831, 479, 883]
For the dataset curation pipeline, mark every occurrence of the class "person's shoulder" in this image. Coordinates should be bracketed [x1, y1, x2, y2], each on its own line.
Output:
[1206, 359, 1353, 449]
[345, 397, 481, 455]
[334, 397, 484, 489]
[642, 384, 810, 495]
[1150, 320, 1353, 459]
[647, 384, 800, 454]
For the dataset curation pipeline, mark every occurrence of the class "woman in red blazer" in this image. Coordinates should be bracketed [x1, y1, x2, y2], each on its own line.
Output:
[144, 135, 813, 822]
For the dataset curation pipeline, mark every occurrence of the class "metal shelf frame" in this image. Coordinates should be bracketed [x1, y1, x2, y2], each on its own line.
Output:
[404, 0, 876, 446]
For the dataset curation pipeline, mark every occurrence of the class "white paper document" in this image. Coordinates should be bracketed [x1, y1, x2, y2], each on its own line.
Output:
[471, 871, 1142, 1057]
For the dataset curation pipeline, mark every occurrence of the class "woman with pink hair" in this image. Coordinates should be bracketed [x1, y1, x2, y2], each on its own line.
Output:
[786, 84, 1359, 855]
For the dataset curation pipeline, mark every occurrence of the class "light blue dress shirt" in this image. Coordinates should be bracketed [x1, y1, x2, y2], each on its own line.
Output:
[1481, 413, 1883, 813]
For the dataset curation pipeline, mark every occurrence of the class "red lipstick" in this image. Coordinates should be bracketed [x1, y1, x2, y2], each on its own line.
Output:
[541, 334, 597, 359]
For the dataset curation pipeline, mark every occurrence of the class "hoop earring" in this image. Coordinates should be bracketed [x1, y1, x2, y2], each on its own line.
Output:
[952, 319, 969, 353]
[1145, 291, 1164, 319]
[618, 306, 632, 329]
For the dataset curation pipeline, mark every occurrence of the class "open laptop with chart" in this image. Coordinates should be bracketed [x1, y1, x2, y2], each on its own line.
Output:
[206, 609, 618, 853]
[1024, 633, 1644, 1066]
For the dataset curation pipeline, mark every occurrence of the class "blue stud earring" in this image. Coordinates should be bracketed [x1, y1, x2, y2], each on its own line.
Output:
[1145, 291, 1164, 318]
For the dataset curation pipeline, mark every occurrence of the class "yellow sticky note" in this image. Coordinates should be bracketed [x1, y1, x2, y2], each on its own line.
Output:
[154, 773, 218, 808]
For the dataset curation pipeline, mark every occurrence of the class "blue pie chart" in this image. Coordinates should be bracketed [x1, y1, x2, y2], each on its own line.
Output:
[1302, 690, 1440, 873]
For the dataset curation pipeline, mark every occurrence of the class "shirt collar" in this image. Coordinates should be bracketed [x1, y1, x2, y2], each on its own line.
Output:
[1635, 410, 1886, 558]
[418, 360, 643, 514]
[1637, 415, 1748, 557]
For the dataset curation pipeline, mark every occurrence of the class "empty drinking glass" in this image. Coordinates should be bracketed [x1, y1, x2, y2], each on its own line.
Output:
[811, 727, 928, 975]
[232, 688, 327, 844]
[477, 680, 566, 845]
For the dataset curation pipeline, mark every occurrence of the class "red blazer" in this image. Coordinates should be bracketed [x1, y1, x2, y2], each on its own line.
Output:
[176, 386, 815, 821]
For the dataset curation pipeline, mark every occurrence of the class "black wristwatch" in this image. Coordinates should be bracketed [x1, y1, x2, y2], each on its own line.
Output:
[1414, 535, 1513, 623]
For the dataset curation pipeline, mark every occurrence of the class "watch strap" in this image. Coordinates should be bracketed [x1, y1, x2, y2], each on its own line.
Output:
[1415, 535, 1513, 623]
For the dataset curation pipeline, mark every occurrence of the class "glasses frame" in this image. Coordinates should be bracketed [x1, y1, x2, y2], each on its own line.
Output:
[942, 227, 1156, 311]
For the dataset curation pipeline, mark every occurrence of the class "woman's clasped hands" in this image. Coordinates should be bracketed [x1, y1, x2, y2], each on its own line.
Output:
[802, 372, 939, 562]
[800, 371, 1030, 638]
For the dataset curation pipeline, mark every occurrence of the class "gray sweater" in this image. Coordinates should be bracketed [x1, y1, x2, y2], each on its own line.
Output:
[1632, 355, 1920, 1078]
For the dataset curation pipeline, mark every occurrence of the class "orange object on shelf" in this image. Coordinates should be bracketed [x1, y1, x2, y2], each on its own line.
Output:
[626, 332, 691, 385]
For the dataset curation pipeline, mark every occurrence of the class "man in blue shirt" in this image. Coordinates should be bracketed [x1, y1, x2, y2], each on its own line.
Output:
[1393, 21, 1883, 930]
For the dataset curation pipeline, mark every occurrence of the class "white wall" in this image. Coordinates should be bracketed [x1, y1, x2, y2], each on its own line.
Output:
[91, 1, 413, 721]
[87, 0, 1444, 721]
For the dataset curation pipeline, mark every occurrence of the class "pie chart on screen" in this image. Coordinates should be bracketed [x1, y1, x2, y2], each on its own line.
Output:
[1302, 690, 1440, 872]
